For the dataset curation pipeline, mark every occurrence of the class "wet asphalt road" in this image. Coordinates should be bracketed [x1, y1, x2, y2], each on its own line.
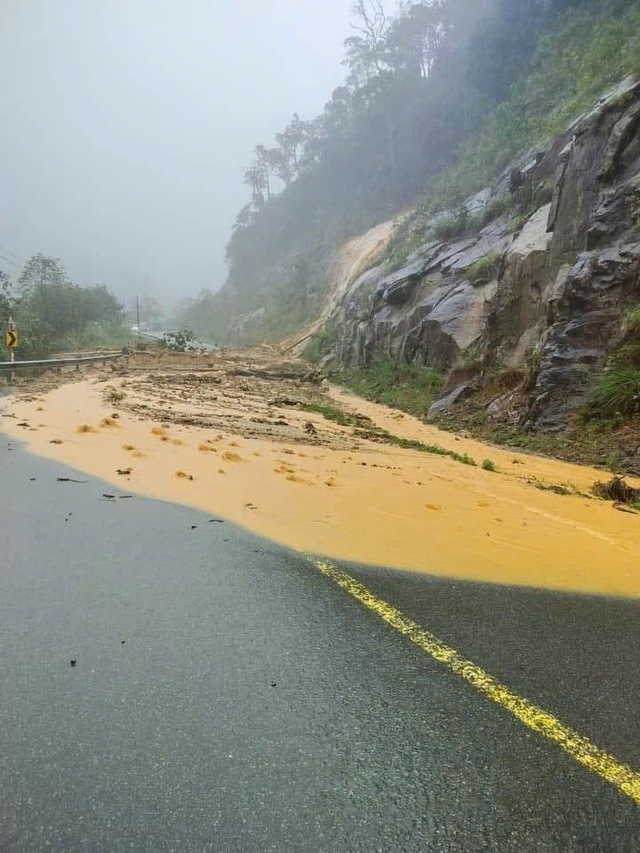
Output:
[1, 439, 639, 852]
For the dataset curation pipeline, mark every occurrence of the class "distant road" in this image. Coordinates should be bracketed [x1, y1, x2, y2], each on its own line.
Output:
[2, 441, 639, 851]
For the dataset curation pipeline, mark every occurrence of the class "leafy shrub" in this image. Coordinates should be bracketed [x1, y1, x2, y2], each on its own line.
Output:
[383, 214, 427, 273]
[303, 323, 338, 364]
[626, 304, 640, 332]
[340, 359, 445, 419]
[432, 198, 511, 245]
[589, 367, 640, 417]
[482, 459, 496, 472]
[481, 197, 511, 224]
[524, 347, 543, 390]
[466, 252, 503, 284]
[511, 214, 528, 233]
[433, 206, 475, 242]
[611, 341, 640, 369]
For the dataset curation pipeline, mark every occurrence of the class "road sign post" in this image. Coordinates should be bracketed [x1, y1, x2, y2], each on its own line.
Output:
[5, 319, 18, 384]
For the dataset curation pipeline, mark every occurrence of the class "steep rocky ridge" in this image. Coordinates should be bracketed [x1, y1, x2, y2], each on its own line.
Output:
[317, 76, 640, 432]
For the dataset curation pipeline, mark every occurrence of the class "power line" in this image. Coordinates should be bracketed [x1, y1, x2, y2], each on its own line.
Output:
[0, 253, 21, 269]
[0, 245, 25, 264]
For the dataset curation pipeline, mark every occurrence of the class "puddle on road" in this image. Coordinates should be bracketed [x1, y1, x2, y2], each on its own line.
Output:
[3, 379, 640, 598]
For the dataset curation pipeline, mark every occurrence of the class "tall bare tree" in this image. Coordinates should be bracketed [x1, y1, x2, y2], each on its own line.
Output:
[343, 0, 390, 87]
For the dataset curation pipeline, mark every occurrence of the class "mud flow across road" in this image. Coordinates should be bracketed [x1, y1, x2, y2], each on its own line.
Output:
[3, 346, 640, 597]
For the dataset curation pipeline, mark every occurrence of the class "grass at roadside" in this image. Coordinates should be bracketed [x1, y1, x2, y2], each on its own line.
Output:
[355, 427, 476, 466]
[301, 402, 373, 428]
[338, 360, 445, 420]
[431, 401, 640, 475]
[303, 395, 477, 467]
[333, 362, 640, 475]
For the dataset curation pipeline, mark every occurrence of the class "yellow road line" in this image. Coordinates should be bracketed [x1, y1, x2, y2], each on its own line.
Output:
[310, 557, 640, 806]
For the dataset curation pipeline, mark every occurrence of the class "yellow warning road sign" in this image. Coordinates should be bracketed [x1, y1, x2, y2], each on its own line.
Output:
[6, 325, 18, 348]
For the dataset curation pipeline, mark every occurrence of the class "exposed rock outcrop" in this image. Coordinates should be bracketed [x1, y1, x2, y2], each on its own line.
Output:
[325, 76, 640, 432]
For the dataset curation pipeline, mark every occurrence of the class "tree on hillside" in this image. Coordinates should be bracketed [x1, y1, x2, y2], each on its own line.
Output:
[276, 114, 313, 178]
[83, 284, 125, 327]
[244, 162, 268, 210]
[211, 0, 640, 348]
[17, 254, 68, 296]
[386, 2, 449, 78]
[0, 270, 11, 329]
[16, 255, 69, 349]
[12, 255, 125, 355]
[255, 145, 281, 202]
[344, 0, 390, 86]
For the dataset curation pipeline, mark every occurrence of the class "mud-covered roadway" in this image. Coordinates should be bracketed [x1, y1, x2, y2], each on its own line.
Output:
[3, 344, 640, 598]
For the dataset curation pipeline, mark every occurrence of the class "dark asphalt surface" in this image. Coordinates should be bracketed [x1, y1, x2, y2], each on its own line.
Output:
[1, 438, 639, 851]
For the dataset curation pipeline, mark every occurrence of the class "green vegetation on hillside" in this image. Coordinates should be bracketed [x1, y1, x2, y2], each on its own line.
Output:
[340, 358, 445, 419]
[586, 304, 640, 419]
[179, 0, 640, 345]
[426, 0, 640, 209]
[0, 255, 126, 360]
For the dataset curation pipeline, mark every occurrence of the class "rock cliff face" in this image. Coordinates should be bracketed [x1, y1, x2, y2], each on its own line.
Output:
[327, 77, 640, 432]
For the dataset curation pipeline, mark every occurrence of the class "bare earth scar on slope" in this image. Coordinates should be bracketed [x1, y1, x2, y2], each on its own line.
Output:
[3, 348, 640, 597]
[280, 217, 397, 356]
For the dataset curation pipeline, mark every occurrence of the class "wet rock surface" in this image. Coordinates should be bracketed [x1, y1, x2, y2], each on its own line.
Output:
[329, 77, 640, 432]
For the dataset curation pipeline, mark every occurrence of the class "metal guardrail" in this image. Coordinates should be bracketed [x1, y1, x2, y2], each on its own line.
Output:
[0, 353, 123, 373]
[48, 349, 124, 360]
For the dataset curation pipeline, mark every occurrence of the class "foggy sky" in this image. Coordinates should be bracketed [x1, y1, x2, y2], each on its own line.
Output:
[0, 0, 353, 306]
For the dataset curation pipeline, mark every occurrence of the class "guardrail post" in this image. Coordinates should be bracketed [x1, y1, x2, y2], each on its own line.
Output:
[0, 353, 122, 374]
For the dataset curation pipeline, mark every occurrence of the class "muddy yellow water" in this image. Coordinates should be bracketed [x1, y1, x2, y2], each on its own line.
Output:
[4, 378, 640, 598]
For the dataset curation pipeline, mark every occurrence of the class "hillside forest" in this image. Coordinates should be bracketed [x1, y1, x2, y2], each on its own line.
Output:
[0, 255, 126, 359]
[176, 0, 640, 343]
